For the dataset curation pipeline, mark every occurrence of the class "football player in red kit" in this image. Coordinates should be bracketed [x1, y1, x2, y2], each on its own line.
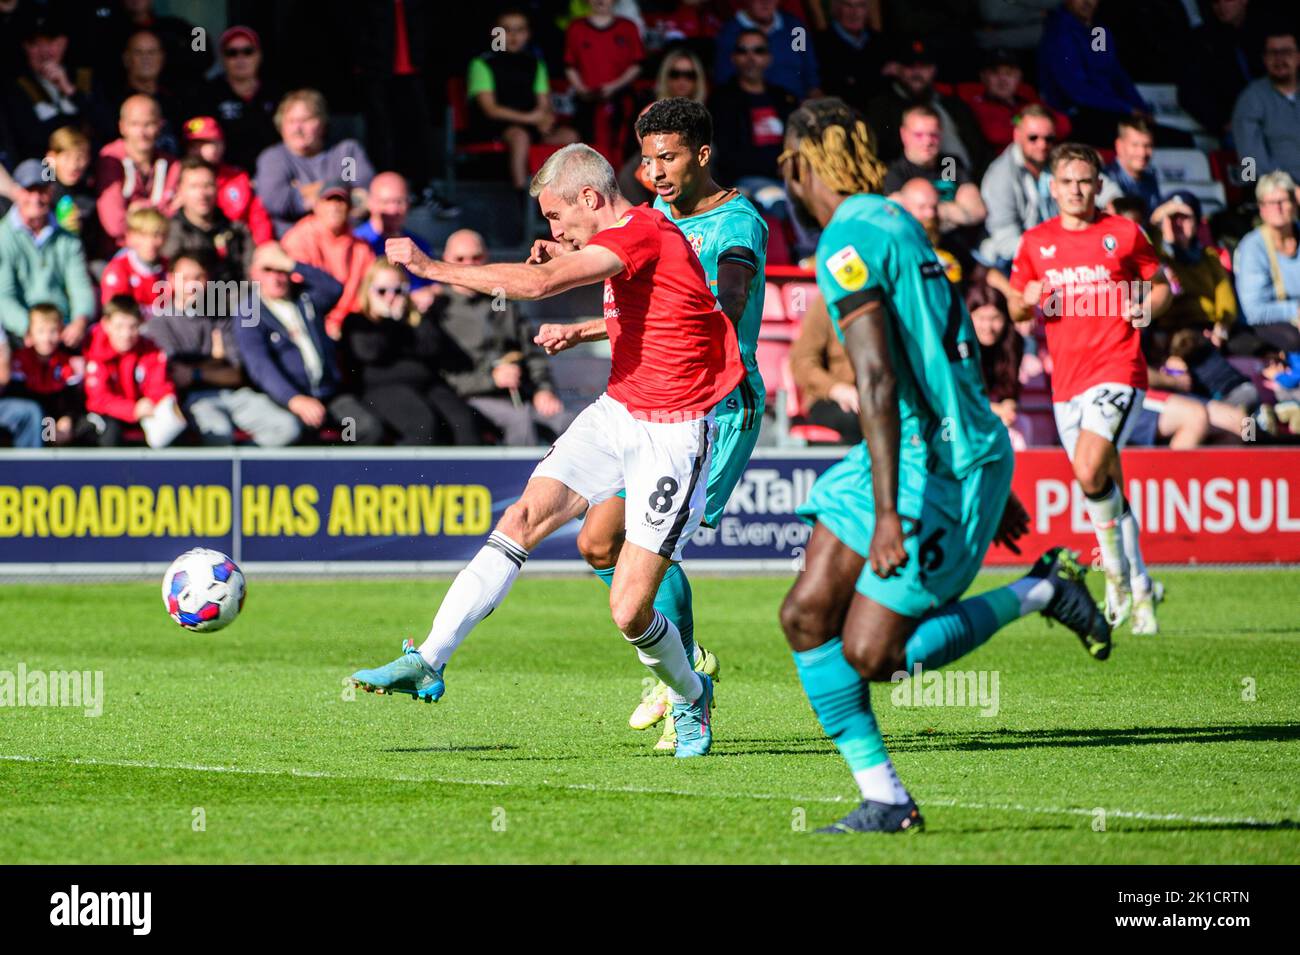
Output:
[1009, 142, 1170, 634]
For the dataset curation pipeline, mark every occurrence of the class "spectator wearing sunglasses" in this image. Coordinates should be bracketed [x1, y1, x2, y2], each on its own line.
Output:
[977, 104, 1059, 268]
[707, 30, 799, 199]
[200, 27, 280, 175]
[339, 257, 482, 446]
[714, 0, 821, 100]
[654, 48, 707, 104]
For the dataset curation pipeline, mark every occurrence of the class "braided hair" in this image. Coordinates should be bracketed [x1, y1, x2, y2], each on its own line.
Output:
[784, 98, 888, 197]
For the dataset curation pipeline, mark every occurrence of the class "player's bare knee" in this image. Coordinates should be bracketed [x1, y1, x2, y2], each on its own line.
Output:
[780, 590, 829, 651]
[842, 639, 901, 682]
[577, 525, 619, 569]
[1074, 460, 1108, 497]
[497, 500, 539, 548]
[610, 593, 652, 636]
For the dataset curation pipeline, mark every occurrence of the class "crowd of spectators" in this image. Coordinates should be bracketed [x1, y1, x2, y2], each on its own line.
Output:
[2, 0, 1300, 452]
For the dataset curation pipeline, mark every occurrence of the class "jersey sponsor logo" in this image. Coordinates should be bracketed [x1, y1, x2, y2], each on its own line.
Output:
[1039, 244, 1057, 259]
[919, 260, 946, 279]
[1043, 264, 1113, 287]
[602, 279, 620, 320]
[827, 245, 868, 291]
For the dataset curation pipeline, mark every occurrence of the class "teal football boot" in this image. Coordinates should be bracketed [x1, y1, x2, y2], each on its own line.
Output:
[350, 639, 445, 703]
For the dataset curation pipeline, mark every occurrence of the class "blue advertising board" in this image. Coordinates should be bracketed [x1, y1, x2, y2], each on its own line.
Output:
[0, 449, 841, 573]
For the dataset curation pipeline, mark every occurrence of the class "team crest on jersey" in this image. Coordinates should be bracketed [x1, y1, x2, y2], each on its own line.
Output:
[827, 245, 868, 291]
[1102, 234, 1118, 255]
[687, 232, 703, 255]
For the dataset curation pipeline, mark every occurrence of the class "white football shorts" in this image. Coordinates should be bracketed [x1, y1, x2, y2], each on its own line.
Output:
[531, 393, 715, 561]
[1053, 382, 1144, 460]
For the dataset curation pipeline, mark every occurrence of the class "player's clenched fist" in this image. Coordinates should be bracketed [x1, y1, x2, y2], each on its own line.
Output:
[534, 323, 582, 355]
[385, 237, 432, 275]
[528, 239, 562, 264]
[869, 511, 909, 579]
[993, 491, 1030, 554]
[1021, 279, 1044, 308]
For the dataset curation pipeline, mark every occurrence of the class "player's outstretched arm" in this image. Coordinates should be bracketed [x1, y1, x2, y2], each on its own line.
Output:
[841, 298, 907, 580]
[386, 238, 624, 301]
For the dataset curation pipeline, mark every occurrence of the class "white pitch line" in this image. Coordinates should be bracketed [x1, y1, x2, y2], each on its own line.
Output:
[1, 753, 1288, 829]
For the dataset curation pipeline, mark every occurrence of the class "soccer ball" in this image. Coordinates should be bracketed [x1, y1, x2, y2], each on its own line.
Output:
[162, 548, 246, 632]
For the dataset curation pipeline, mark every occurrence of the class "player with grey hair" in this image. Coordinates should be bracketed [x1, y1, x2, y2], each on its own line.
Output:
[351, 142, 745, 759]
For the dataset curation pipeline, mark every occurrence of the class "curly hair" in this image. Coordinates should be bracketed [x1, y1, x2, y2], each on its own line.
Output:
[782, 97, 888, 196]
[635, 97, 713, 152]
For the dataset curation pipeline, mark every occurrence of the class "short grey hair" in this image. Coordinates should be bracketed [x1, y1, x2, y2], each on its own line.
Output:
[529, 143, 619, 202]
[1257, 170, 1298, 203]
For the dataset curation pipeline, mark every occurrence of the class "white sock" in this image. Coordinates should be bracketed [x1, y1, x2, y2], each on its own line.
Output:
[1083, 478, 1128, 582]
[419, 531, 527, 669]
[1118, 502, 1151, 594]
[853, 759, 911, 804]
[1009, 575, 1055, 614]
[626, 611, 702, 704]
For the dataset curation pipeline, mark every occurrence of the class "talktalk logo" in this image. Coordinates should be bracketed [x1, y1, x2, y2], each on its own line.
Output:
[722, 468, 820, 516]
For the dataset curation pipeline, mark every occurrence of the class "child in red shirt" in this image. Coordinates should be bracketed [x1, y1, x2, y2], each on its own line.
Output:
[100, 207, 169, 314]
[84, 296, 181, 446]
[10, 304, 89, 445]
[564, 0, 644, 156]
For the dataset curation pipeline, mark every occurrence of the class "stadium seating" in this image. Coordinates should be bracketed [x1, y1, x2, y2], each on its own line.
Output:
[1151, 148, 1228, 215]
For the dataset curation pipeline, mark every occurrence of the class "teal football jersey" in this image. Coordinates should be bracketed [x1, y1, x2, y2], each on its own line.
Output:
[653, 192, 768, 371]
[814, 193, 1004, 480]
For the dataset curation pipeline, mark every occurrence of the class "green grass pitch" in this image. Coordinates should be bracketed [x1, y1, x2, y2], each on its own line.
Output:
[1, 570, 1297, 864]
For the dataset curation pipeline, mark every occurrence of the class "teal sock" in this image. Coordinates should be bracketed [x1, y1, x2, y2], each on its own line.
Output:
[591, 562, 695, 661]
[654, 562, 695, 661]
[904, 587, 1021, 672]
[792, 637, 889, 773]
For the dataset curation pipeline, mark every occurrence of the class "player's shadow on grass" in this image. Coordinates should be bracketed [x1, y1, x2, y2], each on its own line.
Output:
[885, 723, 1300, 752]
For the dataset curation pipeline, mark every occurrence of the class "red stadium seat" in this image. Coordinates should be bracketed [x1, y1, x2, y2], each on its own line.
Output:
[781, 281, 820, 324]
[443, 75, 506, 191]
[759, 282, 798, 341]
[756, 337, 791, 397]
[785, 359, 843, 444]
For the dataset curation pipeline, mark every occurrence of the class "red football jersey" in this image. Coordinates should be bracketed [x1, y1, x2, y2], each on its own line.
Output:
[100, 249, 167, 312]
[564, 16, 644, 89]
[587, 206, 743, 420]
[1010, 213, 1159, 401]
[11, 346, 84, 395]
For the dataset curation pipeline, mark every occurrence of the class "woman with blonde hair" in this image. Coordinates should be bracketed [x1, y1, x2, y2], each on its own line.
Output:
[654, 48, 707, 103]
[1230, 171, 1300, 355]
[339, 258, 482, 445]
